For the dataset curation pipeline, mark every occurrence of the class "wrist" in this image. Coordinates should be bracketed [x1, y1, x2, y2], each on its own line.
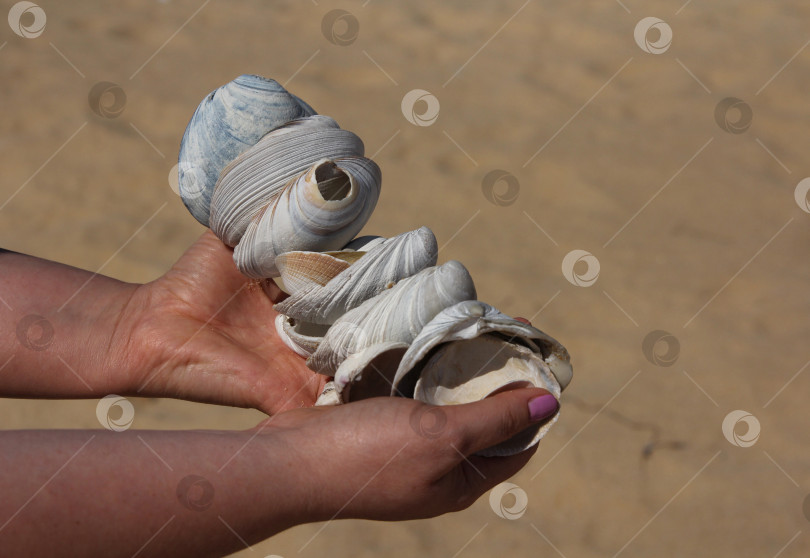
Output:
[101, 281, 154, 395]
[52, 276, 148, 397]
[108, 280, 177, 397]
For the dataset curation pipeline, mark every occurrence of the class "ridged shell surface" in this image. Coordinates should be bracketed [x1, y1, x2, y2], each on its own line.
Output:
[232, 157, 380, 278]
[210, 115, 366, 247]
[178, 75, 315, 226]
[274, 227, 439, 324]
[306, 261, 477, 376]
[392, 300, 573, 397]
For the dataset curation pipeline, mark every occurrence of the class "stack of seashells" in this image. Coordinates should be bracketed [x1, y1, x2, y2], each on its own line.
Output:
[177, 75, 572, 456]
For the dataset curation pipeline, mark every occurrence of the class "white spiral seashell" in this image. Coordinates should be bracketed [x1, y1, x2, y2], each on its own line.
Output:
[390, 300, 572, 456]
[307, 260, 477, 377]
[178, 74, 315, 226]
[274, 227, 438, 324]
[179, 76, 381, 279]
[210, 115, 369, 247]
[178, 76, 574, 445]
[392, 300, 572, 398]
[231, 156, 380, 278]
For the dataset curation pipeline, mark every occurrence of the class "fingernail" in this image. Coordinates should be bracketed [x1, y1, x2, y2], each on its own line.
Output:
[528, 394, 559, 422]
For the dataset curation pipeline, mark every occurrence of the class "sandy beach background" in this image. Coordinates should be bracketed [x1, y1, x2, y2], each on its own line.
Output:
[2, 0, 809, 556]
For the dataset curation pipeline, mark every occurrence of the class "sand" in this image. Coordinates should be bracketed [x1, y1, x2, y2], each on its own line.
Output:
[1, 0, 809, 556]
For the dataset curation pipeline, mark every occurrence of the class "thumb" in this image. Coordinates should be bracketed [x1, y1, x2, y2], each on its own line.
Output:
[448, 388, 559, 457]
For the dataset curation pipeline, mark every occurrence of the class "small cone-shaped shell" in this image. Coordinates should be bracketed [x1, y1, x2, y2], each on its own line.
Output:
[414, 334, 561, 457]
[178, 75, 315, 227]
[233, 157, 381, 278]
[210, 115, 366, 247]
[306, 261, 477, 376]
[274, 227, 439, 325]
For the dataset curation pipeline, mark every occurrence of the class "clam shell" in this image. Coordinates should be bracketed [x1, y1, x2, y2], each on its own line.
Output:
[232, 157, 381, 278]
[210, 115, 366, 248]
[178, 75, 315, 226]
[275, 250, 362, 296]
[392, 300, 573, 398]
[306, 260, 477, 376]
[274, 227, 439, 324]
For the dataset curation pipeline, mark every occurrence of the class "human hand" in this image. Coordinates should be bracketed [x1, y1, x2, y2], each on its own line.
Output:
[1, 229, 540, 419]
[126, 231, 327, 415]
[256, 386, 559, 522]
[0, 387, 557, 557]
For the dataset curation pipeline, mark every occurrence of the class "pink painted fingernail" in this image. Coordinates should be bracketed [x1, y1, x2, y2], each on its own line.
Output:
[528, 394, 559, 422]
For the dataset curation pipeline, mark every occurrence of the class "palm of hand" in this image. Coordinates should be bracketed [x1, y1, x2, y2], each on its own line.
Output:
[133, 231, 326, 415]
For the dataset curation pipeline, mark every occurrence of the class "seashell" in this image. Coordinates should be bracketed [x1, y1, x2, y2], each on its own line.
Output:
[389, 300, 572, 456]
[392, 300, 572, 397]
[271, 235, 382, 296]
[342, 235, 386, 252]
[231, 156, 381, 278]
[178, 76, 575, 451]
[417, 335, 560, 456]
[306, 260, 477, 377]
[332, 341, 410, 403]
[178, 74, 316, 227]
[315, 381, 342, 406]
[275, 251, 360, 296]
[210, 115, 369, 247]
[274, 227, 438, 325]
[274, 315, 330, 358]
